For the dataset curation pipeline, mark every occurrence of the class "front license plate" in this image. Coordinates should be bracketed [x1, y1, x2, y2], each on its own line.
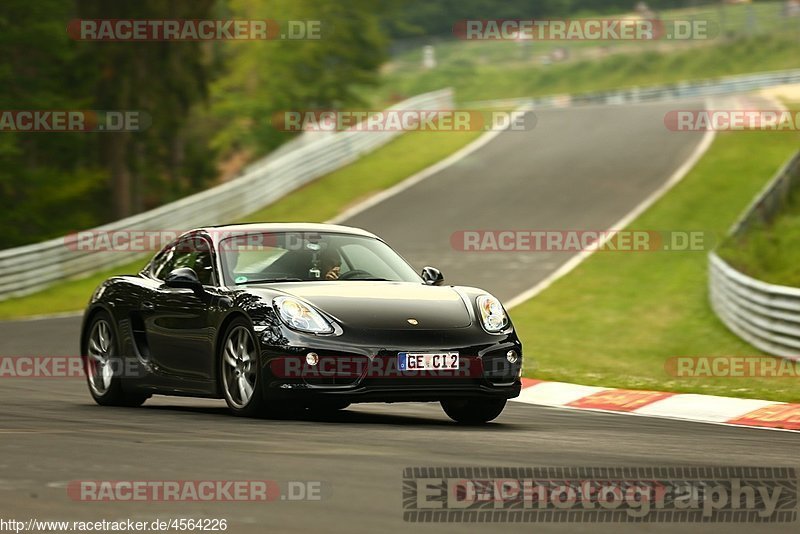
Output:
[398, 352, 459, 371]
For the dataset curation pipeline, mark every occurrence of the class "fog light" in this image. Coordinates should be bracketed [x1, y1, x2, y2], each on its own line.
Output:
[306, 352, 319, 366]
[506, 350, 519, 364]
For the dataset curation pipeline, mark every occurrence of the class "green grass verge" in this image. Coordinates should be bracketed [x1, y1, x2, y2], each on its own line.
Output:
[0, 129, 482, 320]
[718, 170, 800, 287]
[380, 34, 800, 105]
[512, 128, 800, 403]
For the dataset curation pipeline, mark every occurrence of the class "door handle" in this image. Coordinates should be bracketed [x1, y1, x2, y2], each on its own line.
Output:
[141, 301, 155, 310]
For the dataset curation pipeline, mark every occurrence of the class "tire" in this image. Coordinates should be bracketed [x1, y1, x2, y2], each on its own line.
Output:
[84, 311, 149, 407]
[441, 398, 507, 424]
[220, 318, 265, 417]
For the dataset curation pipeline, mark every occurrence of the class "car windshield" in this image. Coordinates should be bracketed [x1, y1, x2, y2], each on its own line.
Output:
[218, 231, 422, 285]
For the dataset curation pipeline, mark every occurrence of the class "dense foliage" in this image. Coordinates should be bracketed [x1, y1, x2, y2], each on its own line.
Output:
[0, 0, 386, 248]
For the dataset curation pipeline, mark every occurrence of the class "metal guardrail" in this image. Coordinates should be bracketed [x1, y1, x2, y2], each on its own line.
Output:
[0, 89, 454, 301]
[463, 68, 800, 109]
[709, 151, 800, 361]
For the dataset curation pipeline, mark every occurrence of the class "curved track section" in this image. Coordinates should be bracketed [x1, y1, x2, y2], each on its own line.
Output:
[344, 102, 707, 300]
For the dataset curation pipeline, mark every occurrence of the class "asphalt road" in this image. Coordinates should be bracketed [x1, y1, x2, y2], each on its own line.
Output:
[1, 102, 797, 533]
[345, 101, 707, 301]
[1, 378, 798, 534]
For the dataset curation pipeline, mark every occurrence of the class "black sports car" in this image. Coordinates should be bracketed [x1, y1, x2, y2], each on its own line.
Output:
[81, 223, 522, 423]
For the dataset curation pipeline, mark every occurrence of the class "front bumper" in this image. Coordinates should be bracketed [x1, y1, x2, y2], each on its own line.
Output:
[255, 325, 523, 404]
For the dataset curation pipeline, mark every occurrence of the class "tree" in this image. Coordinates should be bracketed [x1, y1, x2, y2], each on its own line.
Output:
[0, 0, 389, 247]
[76, 0, 215, 218]
[208, 0, 388, 158]
[0, 0, 107, 248]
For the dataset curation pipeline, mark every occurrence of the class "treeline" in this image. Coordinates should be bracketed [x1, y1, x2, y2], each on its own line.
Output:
[0, 0, 385, 248]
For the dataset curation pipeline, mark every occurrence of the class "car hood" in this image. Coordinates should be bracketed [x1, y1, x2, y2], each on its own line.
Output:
[266, 282, 473, 330]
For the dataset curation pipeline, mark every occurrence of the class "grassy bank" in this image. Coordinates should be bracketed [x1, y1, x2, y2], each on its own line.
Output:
[381, 34, 800, 105]
[512, 128, 800, 403]
[718, 169, 800, 287]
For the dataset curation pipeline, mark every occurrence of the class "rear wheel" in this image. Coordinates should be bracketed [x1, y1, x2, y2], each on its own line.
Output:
[220, 318, 265, 417]
[84, 312, 149, 407]
[441, 398, 506, 424]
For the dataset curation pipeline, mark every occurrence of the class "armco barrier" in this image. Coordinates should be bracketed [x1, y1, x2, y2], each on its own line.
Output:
[0, 89, 453, 301]
[709, 151, 800, 361]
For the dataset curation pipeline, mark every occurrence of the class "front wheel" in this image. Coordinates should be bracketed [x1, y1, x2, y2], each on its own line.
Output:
[220, 318, 265, 417]
[441, 398, 507, 424]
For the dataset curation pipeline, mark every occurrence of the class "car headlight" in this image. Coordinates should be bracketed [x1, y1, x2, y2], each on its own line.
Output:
[273, 296, 334, 334]
[476, 294, 509, 333]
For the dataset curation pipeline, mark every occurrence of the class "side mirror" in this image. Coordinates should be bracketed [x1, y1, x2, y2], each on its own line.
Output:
[164, 267, 202, 290]
[421, 266, 444, 286]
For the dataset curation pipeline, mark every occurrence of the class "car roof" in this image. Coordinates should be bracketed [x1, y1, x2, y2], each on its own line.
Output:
[193, 223, 380, 244]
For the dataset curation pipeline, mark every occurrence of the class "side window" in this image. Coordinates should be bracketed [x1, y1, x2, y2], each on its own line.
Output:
[172, 241, 197, 270]
[152, 236, 216, 286]
[152, 245, 178, 281]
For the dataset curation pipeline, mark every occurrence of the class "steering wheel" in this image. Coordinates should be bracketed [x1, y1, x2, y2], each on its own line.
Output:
[337, 269, 374, 280]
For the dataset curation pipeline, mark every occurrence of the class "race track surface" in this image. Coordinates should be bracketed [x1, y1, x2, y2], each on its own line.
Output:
[2, 102, 796, 533]
[1, 379, 797, 533]
[345, 101, 707, 301]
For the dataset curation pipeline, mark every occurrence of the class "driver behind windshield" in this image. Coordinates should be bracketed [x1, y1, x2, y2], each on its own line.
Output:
[320, 248, 341, 280]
